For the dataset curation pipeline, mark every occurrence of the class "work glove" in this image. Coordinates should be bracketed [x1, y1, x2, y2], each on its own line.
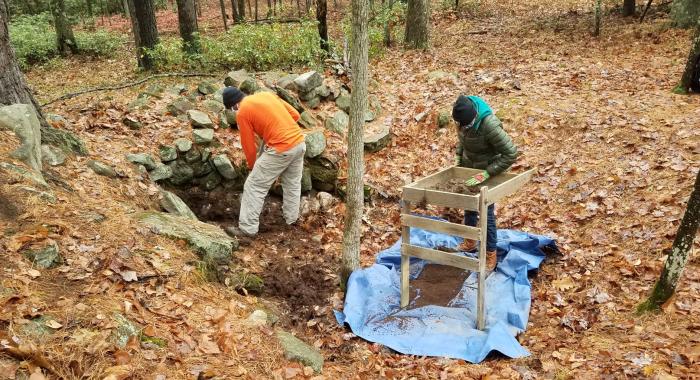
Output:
[454, 155, 461, 166]
[465, 171, 489, 186]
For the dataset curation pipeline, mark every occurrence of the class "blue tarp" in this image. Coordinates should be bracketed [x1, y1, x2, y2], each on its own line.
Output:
[335, 226, 556, 363]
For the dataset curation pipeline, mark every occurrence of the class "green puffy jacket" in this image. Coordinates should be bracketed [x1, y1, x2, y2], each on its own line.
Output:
[456, 113, 518, 176]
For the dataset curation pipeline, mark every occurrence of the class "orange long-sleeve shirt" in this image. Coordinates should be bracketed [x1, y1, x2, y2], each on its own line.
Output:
[235, 92, 303, 169]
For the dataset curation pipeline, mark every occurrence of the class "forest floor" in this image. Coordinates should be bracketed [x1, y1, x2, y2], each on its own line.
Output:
[2, 0, 699, 378]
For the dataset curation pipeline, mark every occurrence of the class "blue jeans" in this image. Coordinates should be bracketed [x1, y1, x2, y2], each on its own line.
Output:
[464, 204, 497, 251]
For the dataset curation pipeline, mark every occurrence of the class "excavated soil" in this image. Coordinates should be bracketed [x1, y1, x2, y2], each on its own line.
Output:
[409, 264, 470, 308]
[431, 179, 480, 195]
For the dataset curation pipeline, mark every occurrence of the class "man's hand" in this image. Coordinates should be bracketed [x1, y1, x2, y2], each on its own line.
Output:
[454, 155, 461, 166]
[465, 171, 489, 186]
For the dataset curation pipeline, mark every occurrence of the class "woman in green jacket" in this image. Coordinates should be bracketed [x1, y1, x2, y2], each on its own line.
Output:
[452, 95, 518, 272]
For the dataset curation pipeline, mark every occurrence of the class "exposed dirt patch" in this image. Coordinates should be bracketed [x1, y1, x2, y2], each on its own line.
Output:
[431, 178, 480, 195]
[409, 264, 470, 308]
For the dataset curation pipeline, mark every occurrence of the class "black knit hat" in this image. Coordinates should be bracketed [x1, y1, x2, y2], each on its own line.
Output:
[223, 87, 245, 109]
[452, 95, 477, 126]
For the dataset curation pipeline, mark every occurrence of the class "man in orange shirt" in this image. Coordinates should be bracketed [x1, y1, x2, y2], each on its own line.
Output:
[222, 87, 306, 240]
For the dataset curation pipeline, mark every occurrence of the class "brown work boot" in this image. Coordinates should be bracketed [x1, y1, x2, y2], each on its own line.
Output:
[486, 250, 497, 272]
[458, 239, 478, 252]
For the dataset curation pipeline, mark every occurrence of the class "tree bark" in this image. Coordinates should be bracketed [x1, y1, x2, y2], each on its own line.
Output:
[593, 0, 602, 36]
[219, 0, 228, 30]
[638, 171, 700, 312]
[238, 0, 246, 20]
[404, 0, 429, 49]
[317, 0, 328, 51]
[230, 0, 239, 22]
[0, 0, 46, 126]
[678, 20, 700, 93]
[341, 0, 368, 288]
[132, 0, 160, 70]
[127, 0, 141, 48]
[176, 0, 200, 54]
[267, 0, 272, 17]
[384, 0, 394, 47]
[247, 0, 252, 20]
[671, 0, 700, 28]
[623, 0, 635, 16]
[255, 0, 258, 21]
[51, 0, 78, 56]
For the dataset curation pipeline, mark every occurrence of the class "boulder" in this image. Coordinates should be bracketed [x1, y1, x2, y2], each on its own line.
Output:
[149, 164, 173, 181]
[304, 130, 326, 158]
[198, 80, 219, 95]
[277, 74, 298, 90]
[335, 92, 351, 113]
[317, 192, 335, 211]
[324, 110, 349, 135]
[159, 145, 178, 162]
[224, 109, 237, 127]
[185, 148, 202, 164]
[126, 153, 157, 170]
[159, 190, 197, 220]
[198, 171, 222, 190]
[87, 160, 118, 178]
[137, 211, 237, 264]
[212, 154, 238, 180]
[213, 88, 225, 104]
[301, 167, 312, 193]
[167, 97, 195, 116]
[297, 111, 317, 129]
[307, 153, 339, 192]
[167, 83, 187, 95]
[275, 87, 304, 113]
[245, 310, 269, 327]
[193, 129, 215, 145]
[204, 99, 225, 114]
[224, 69, 251, 87]
[41, 126, 88, 156]
[239, 78, 260, 95]
[22, 241, 63, 269]
[174, 138, 193, 153]
[276, 330, 323, 373]
[192, 160, 214, 177]
[122, 116, 142, 130]
[187, 110, 214, 129]
[306, 97, 321, 109]
[0, 104, 43, 172]
[293, 71, 323, 93]
[201, 148, 212, 162]
[41, 144, 66, 166]
[168, 160, 194, 185]
[262, 71, 285, 88]
[364, 125, 392, 153]
[218, 111, 230, 129]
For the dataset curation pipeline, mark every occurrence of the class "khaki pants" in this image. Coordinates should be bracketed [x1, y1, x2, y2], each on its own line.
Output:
[238, 142, 306, 235]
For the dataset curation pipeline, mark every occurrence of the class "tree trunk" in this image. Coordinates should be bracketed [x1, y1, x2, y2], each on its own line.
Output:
[86, 0, 93, 17]
[404, 0, 429, 49]
[340, 0, 368, 288]
[127, 0, 141, 49]
[238, 0, 246, 20]
[593, 0, 602, 36]
[296, 0, 301, 17]
[623, 0, 635, 16]
[266, 0, 272, 17]
[638, 171, 700, 313]
[132, 0, 159, 70]
[671, 0, 700, 28]
[317, 0, 328, 51]
[122, 0, 129, 16]
[230, 0, 239, 22]
[0, 0, 46, 126]
[678, 20, 700, 93]
[176, 0, 200, 54]
[255, 0, 258, 21]
[219, 0, 228, 30]
[51, 0, 78, 56]
[384, 0, 394, 47]
[247, 0, 252, 20]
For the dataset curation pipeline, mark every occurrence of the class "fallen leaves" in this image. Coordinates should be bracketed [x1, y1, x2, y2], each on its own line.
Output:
[552, 276, 576, 291]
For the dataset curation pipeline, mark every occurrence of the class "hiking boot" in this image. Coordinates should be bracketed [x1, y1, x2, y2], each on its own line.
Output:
[225, 226, 255, 245]
[458, 239, 478, 252]
[486, 250, 497, 272]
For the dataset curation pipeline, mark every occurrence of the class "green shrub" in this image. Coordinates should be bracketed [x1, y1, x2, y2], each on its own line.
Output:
[150, 21, 325, 71]
[9, 13, 57, 69]
[75, 29, 126, 57]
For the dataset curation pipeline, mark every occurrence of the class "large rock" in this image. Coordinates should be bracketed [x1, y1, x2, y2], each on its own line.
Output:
[193, 129, 215, 145]
[0, 104, 43, 172]
[159, 145, 178, 162]
[224, 69, 251, 87]
[168, 160, 194, 185]
[174, 138, 193, 153]
[159, 190, 197, 220]
[297, 111, 317, 129]
[306, 97, 321, 109]
[275, 87, 304, 113]
[192, 160, 214, 177]
[293, 71, 323, 93]
[198, 171, 222, 190]
[41, 144, 66, 166]
[149, 164, 173, 181]
[212, 154, 238, 180]
[271, 167, 312, 196]
[239, 78, 259, 94]
[277, 74, 298, 90]
[22, 241, 63, 269]
[364, 125, 392, 153]
[137, 211, 237, 264]
[87, 160, 118, 178]
[276, 330, 324, 373]
[204, 99, 224, 113]
[304, 130, 326, 158]
[167, 97, 195, 116]
[126, 153, 157, 170]
[41, 126, 88, 156]
[307, 153, 339, 192]
[335, 92, 351, 113]
[198, 80, 219, 95]
[0, 162, 47, 188]
[185, 148, 202, 164]
[324, 110, 349, 135]
[188, 110, 214, 129]
[224, 109, 237, 127]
